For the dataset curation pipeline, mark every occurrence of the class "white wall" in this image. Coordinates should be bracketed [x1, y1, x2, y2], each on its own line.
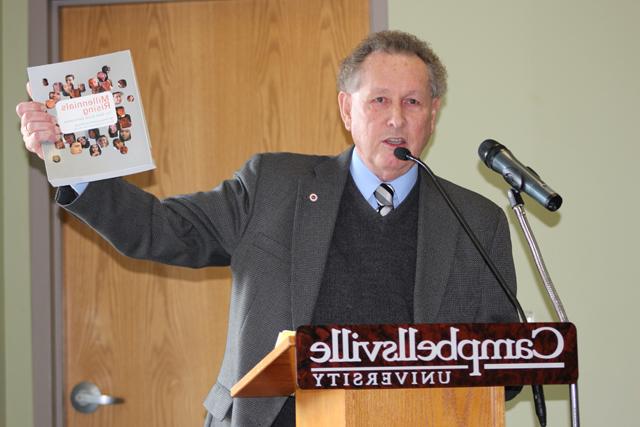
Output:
[390, 0, 640, 425]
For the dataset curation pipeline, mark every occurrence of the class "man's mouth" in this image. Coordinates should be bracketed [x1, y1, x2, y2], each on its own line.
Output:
[383, 137, 406, 146]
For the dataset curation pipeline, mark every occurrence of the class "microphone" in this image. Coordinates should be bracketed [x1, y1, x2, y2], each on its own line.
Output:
[478, 139, 562, 211]
[395, 146, 547, 427]
[393, 147, 525, 321]
[392, 147, 412, 161]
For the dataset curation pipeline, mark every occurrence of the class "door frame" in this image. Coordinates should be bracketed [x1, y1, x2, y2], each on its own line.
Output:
[27, 1, 388, 426]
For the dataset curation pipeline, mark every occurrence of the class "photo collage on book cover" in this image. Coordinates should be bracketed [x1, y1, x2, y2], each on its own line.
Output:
[42, 65, 136, 163]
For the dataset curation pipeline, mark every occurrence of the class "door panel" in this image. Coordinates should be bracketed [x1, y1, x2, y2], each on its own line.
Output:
[60, 1, 369, 425]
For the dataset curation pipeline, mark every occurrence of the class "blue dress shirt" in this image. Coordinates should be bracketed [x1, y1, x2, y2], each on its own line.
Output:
[349, 148, 418, 210]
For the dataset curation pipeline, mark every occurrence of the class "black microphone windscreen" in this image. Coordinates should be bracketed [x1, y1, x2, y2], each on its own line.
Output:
[394, 147, 411, 160]
[478, 139, 503, 165]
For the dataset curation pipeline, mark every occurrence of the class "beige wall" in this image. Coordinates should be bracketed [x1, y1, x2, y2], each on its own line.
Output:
[390, 0, 640, 425]
[1, 0, 33, 426]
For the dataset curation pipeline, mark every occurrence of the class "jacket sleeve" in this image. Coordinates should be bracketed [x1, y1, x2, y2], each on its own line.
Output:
[57, 154, 263, 268]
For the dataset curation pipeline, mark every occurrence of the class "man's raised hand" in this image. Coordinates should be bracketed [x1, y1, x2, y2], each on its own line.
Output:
[15, 82, 60, 160]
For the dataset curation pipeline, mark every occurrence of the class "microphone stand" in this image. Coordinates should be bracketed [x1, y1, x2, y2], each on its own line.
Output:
[507, 189, 580, 427]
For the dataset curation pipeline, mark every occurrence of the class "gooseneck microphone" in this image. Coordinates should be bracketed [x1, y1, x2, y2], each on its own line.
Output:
[478, 139, 562, 211]
[394, 147, 547, 427]
[393, 147, 526, 321]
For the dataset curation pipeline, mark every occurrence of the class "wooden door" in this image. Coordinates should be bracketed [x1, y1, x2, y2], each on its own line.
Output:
[59, 1, 369, 425]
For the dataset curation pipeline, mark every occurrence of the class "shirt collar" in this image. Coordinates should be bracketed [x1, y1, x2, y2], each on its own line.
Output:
[349, 148, 418, 209]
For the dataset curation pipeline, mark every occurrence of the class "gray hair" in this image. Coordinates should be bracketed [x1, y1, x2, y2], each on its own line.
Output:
[338, 30, 447, 98]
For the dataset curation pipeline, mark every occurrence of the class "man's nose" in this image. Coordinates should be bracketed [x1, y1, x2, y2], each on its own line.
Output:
[387, 103, 405, 128]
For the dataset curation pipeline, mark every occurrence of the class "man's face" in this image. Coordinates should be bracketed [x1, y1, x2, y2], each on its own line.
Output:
[338, 52, 440, 181]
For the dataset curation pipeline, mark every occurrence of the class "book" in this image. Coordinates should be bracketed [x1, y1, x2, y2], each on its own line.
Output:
[27, 50, 155, 187]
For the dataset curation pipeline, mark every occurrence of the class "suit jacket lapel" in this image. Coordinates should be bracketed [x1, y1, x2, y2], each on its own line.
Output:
[413, 171, 459, 322]
[290, 148, 352, 328]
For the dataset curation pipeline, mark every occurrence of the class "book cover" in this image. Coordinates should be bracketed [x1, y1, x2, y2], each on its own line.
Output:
[27, 50, 155, 187]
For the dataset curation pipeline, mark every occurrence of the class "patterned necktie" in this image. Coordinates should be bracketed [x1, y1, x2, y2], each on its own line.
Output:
[374, 183, 395, 216]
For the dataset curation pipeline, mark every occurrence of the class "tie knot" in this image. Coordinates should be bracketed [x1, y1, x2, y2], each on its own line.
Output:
[374, 183, 395, 216]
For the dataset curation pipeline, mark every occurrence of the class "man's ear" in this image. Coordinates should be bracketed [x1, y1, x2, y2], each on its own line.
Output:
[429, 97, 442, 133]
[337, 91, 352, 131]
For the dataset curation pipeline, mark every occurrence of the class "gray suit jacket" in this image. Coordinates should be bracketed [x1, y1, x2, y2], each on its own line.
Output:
[59, 147, 517, 426]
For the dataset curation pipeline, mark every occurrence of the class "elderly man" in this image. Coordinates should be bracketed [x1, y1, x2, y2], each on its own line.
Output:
[17, 30, 517, 427]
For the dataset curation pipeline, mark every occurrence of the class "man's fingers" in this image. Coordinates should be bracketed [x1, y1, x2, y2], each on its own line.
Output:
[17, 99, 59, 161]
[24, 135, 43, 156]
[19, 109, 57, 129]
[27, 141, 45, 160]
[26, 130, 57, 145]
[16, 100, 47, 117]
[16, 88, 51, 161]
[23, 121, 59, 137]
[24, 130, 57, 159]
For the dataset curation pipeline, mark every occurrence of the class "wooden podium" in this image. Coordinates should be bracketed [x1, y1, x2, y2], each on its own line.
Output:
[230, 335, 505, 427]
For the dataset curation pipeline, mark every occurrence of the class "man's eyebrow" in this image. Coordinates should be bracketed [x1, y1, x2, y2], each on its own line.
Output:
[366, 88, 427, 97]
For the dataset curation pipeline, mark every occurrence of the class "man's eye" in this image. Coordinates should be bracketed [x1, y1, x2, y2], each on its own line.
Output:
[406, 98, 419, 105]
[373, 97, 385, 103]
